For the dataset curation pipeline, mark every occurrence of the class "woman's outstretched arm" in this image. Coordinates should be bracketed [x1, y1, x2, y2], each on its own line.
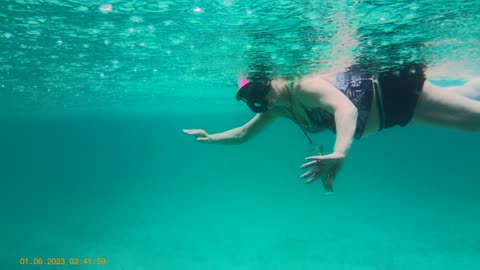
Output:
[183, 112, 276, 145]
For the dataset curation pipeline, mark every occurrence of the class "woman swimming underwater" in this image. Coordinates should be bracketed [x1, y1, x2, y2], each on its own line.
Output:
[183, 64, 480, 191]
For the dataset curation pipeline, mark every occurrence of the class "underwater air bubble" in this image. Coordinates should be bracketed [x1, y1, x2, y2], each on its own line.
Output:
[99, 4, 112, 13]
[130, 16, 143, 23]
[158, 2, 170, 12]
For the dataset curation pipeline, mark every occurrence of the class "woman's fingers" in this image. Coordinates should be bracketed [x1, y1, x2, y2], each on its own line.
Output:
[306, 155, 329, 161]
[301, 159, 331, 169]
[306, 174, 319, 184]
[300, 169, 315, 179]
[300, 153, 342, 189]
[306, 153, 342, 162]
[182, 129, 208, 139]
[183, 129, 199, 135]
[197, 137, 210, 143]
[301, 166, 328, 183]
[300, 160, 318, 168]
[301, 155, 332, 168]
[182, 129, 196, 136]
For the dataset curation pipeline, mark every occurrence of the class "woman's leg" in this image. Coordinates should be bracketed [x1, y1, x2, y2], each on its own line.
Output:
[442, 78, 480, 100]
[412, 80, 480, 131]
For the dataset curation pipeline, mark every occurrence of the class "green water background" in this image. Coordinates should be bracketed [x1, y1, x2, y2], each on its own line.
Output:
[1, 107, 480, 269]
[1, 0, 480, 269]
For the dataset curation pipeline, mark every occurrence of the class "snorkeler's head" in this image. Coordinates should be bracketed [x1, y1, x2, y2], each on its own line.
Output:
[236, 75, 271, 113]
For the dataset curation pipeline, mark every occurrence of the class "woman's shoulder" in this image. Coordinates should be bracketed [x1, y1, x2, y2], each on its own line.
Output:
[298, 74, 335, 92]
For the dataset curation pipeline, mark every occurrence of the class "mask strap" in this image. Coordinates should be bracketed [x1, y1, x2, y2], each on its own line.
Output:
[286, 81, 313, 145]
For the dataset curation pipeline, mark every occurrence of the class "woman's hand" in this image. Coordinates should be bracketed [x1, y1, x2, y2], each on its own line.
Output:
[182, 129, 213, 143]
[300, 152, 345, 192]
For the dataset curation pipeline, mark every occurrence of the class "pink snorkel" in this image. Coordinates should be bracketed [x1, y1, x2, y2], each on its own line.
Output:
[236, 75, 250, 100]
[238, 76, 249, 89]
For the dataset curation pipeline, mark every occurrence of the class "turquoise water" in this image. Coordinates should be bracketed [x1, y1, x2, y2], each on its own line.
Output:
[1, 0, 480, 269]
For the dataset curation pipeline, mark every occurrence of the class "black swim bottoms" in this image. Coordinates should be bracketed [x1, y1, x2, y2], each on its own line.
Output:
[374, 64, 426, 130]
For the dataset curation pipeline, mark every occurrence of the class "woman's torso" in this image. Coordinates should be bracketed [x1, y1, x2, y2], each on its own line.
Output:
[280, 72, 380, 139]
